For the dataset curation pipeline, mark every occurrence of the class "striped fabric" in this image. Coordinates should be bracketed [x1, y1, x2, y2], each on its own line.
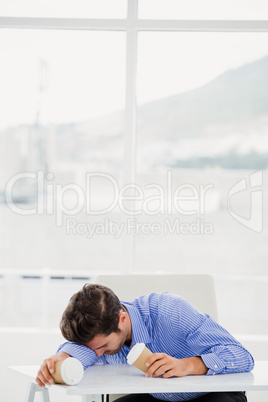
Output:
[58, 292, 254, 401]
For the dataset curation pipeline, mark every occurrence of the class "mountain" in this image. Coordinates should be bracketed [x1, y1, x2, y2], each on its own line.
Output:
[138, 55, 268, 143]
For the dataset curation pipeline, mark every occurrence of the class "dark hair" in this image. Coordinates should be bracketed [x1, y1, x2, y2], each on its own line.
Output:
[60, 283, 123, 345]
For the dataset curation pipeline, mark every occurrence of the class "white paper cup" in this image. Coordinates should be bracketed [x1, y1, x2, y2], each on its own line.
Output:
[51, 357, 84, 385]
[127, 343, 153, 373]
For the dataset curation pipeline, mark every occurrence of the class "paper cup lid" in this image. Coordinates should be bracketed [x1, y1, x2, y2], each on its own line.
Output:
[61, 358, 84, 385]
[127, 343, 145, 365]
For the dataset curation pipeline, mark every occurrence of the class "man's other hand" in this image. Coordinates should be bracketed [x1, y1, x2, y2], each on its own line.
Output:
[145, 354, 208, 378]
[36, 352, 70, 387]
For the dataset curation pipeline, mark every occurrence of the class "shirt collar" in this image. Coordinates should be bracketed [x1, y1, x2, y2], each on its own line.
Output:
[121, 301, 151, 347]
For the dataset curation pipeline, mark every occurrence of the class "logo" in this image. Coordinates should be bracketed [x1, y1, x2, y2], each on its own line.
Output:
[227, 171, 263, 233]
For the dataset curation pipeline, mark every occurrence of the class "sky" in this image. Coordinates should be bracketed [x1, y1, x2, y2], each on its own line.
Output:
[0, 1, 268, 129]
[139, 0, 268, 20]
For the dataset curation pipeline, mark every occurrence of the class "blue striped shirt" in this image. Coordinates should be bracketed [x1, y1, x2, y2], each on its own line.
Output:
[58, 292, 254, 401]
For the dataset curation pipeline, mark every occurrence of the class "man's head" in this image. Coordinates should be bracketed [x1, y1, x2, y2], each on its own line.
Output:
[60, 283, 124, 346]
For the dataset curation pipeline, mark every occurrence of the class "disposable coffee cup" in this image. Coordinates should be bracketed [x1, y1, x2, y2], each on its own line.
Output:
[127, 343, 153, 373]
[51, 357, 84, 385]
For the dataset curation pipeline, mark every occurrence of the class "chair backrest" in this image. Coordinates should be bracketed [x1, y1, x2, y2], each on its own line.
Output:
[94, 274, 218, 322]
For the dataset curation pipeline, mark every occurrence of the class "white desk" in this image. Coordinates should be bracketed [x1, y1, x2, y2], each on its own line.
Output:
[10, 361, 268, 402]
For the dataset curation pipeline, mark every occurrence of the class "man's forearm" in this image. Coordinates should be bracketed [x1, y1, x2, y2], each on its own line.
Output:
[57, 342, 98, 369]
[185, 356, 208, 375]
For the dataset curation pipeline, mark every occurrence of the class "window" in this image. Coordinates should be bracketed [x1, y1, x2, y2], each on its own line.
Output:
[137, 32, 268, 171]
[0, 29, 125, 274]
[0, 2, 268, 345]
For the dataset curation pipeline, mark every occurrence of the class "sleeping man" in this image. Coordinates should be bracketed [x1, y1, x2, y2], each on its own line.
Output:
[36, 284, 254, 402]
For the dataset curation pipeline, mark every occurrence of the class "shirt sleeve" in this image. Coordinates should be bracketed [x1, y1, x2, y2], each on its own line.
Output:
[170, 297, 255, 375]
[57, 342, 98, 370]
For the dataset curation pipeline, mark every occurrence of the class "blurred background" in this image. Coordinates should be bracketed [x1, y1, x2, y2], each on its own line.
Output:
[0, 1, 268, 401]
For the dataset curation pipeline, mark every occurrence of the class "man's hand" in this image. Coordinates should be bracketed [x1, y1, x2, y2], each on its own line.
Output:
[145, 354, 208, 378]
[36, 352, 70, 387]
